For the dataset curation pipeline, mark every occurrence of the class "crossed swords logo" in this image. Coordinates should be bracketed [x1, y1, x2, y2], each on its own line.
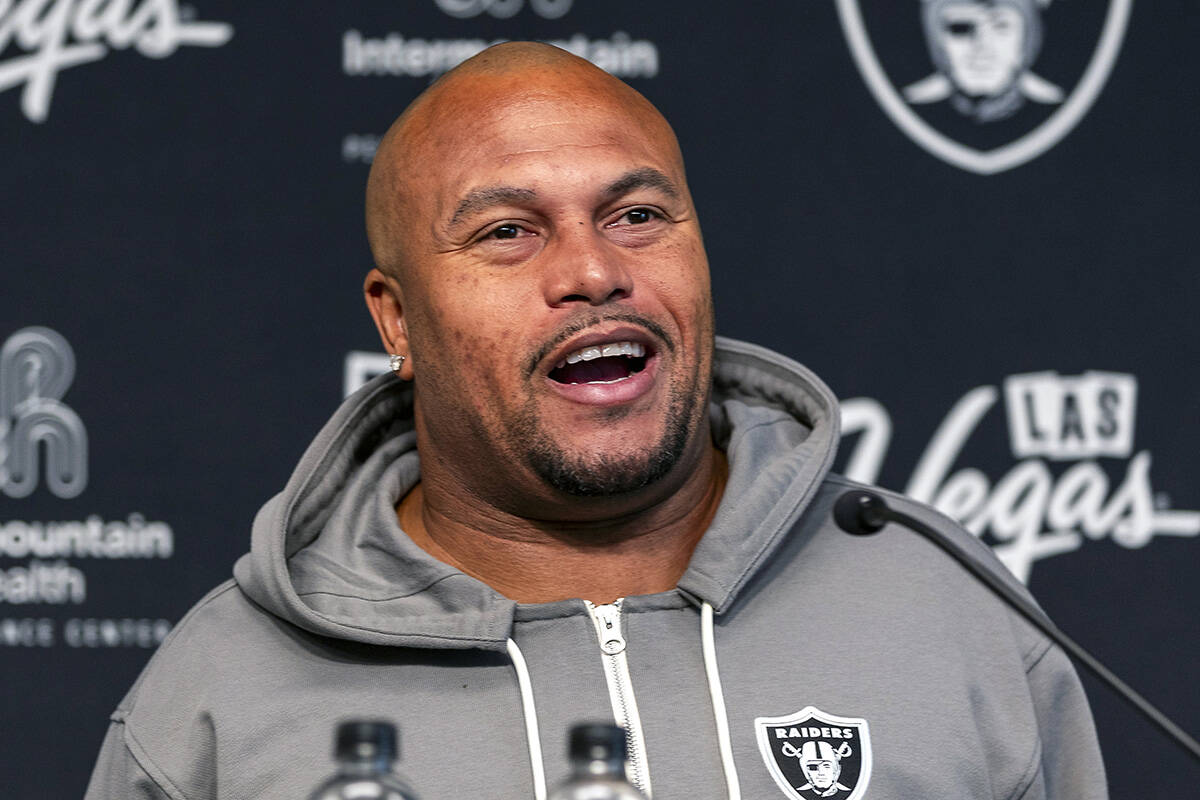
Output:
[780, 741, 853, 762]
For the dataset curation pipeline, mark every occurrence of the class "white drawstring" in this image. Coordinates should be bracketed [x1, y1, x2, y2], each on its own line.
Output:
[702, 602, 742, 800]
[507, 637, 548, 800]
[509, 608, 740, 800]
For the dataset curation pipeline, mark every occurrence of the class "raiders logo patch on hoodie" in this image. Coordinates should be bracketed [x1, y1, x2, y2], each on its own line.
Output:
[755, 707, 872, 800]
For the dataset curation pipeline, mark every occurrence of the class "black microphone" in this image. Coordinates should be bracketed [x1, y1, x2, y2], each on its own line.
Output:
[833, 488, 1200, 765]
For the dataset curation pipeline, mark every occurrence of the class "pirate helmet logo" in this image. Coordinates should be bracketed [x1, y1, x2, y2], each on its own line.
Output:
[908, 0, 1062, 122]
[755, 706, 872, 800]
[835, 0, 1133, 173]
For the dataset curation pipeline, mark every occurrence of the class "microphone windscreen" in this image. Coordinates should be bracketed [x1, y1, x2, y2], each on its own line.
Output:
[833, 490, 888, 535]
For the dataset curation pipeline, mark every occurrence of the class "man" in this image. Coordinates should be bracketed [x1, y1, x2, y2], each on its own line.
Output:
[86, 43, 1107, 798]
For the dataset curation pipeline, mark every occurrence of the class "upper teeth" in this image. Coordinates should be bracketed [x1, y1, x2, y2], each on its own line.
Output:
[557, 340, 646, 368]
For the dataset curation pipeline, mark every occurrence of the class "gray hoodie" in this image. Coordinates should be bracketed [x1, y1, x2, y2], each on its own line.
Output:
[85, 337, 1108, 799]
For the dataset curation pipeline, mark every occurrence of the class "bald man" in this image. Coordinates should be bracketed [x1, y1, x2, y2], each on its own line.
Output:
[86, 43, 1107, 800]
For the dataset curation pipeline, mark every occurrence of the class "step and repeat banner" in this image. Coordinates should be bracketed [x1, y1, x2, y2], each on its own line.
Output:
[2, 1, 1196, 795]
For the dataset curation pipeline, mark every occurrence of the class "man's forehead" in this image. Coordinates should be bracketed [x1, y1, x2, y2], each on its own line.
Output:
[407, 83, 668, 161]
[402, 89, 685, 213]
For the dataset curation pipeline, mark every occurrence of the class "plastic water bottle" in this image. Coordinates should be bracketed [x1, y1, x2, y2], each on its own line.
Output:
[307, 720, 418, 800]
[548, 723, 648, 800]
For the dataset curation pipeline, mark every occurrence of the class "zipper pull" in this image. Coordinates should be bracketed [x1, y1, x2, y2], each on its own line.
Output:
[585, 600, 626, 655]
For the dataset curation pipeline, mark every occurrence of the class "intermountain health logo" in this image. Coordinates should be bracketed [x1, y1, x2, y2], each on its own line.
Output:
[0, 327, 173, 643]
[840, 371, 1200, 583]
[0, 0, 234, 123]
[836, 0, 1132, 174]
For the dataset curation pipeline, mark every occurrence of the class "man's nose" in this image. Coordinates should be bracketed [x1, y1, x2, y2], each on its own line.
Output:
[541, 226, 633, 307]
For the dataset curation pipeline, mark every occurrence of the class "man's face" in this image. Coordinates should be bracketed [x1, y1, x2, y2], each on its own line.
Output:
[803, 758, 840, 790]
[936, 1, 1027, 96]
[377, 78, 714, 514]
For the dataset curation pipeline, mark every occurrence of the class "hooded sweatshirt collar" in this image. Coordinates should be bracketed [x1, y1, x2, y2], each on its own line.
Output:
[234, 336, 840, 650]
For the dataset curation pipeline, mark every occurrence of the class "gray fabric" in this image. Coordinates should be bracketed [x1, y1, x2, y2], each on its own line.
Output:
[85, 336, 1108, 799]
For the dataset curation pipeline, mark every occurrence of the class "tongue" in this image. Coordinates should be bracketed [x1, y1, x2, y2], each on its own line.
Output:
[552, 356, 632, 384]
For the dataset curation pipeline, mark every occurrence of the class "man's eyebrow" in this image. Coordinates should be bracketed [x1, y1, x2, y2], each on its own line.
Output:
[602, 168, 680, 202]
[449, 186, 537, 227]
[448, 169, 677, 227]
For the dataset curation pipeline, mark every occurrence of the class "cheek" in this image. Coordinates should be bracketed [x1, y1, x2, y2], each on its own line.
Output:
[641, 239, 712, 325]
[427, 324, 496, 382]
[413, 290, 525, 387]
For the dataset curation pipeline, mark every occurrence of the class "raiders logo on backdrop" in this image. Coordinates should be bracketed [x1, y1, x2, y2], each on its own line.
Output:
[835, 0, 1132, 174]
[755, 707, 872, 800]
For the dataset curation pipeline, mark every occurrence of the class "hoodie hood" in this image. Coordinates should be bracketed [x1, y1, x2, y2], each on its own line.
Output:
[233, 336, 840, 651]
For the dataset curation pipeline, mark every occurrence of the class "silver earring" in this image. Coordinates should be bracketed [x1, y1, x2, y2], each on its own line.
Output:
[389, 354, 406, 374]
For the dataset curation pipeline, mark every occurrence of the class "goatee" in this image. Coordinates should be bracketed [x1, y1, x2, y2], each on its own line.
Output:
[516, 383, 697, 497]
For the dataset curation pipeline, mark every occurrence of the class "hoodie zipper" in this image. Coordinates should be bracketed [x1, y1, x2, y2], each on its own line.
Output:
[584, 599, 653, 797]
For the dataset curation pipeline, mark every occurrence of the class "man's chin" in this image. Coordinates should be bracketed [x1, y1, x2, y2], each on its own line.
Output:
[510, 368, 702, 498]
[526, 439, 685, 498]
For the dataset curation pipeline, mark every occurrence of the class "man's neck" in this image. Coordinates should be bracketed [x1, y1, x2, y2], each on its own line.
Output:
[396, 447, 728, 604]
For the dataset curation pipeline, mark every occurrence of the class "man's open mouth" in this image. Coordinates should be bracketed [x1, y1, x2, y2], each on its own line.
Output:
[548, 341, 649, 385]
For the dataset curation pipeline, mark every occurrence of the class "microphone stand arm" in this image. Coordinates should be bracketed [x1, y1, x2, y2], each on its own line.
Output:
[836, 490, 1200, 764]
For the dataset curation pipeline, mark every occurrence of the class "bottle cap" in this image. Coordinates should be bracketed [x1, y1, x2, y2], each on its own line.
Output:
[568, 722, 627, 763]
[335, 720, 398, 761]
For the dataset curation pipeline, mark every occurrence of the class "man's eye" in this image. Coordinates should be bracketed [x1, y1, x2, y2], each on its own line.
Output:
[488, 224, 522, 240]
[620, 208, 658, 225]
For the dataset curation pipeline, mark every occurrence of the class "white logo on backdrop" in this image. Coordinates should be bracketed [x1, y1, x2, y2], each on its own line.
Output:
[0, 0, 234, 123]
[842, 371, 1200, 583]
[835, 0, 1132, 174]
[0, 327, 86, 498]
[904, 0, 1064, 123]
[342, 30, 658, 81]
[0, 327, 172, 644]
[434, 0, 573, 19]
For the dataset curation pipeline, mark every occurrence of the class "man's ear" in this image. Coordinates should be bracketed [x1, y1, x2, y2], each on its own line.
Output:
[364, 268, 414, 380]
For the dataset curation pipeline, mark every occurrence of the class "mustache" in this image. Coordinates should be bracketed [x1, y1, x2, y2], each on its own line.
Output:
[525, 312, 675, 376]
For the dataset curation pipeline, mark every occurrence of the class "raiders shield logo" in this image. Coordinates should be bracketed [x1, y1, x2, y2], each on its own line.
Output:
[755, 707, 872, 800]
[835, 0, 1132, 174]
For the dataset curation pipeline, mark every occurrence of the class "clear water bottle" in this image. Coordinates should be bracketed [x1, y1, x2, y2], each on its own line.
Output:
[548, 723, 647, 800]
[307, 720, 418, 800]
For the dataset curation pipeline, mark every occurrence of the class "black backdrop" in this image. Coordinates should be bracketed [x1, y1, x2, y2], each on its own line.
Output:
[2, 1, 1197, 796]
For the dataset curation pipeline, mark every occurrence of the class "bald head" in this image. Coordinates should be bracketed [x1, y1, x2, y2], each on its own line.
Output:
[364, 42, 685, 279]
